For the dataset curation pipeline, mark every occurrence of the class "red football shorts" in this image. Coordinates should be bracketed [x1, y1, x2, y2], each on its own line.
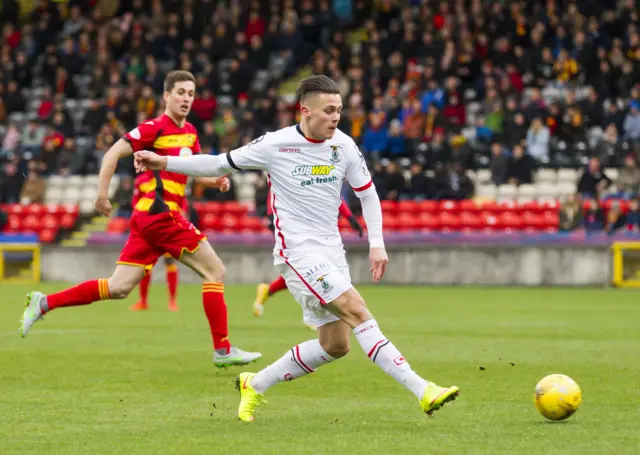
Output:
[117, 211, 205, 268]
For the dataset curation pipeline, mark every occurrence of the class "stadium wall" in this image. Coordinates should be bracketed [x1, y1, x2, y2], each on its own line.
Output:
[41, 245, 611, 286]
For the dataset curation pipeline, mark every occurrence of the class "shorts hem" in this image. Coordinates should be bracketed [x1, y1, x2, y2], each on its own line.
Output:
[178, 237, 205, 261]
[116, 260, 151, 268]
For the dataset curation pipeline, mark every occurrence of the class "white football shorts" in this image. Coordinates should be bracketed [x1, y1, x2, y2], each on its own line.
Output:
[276, 248, 353, 328]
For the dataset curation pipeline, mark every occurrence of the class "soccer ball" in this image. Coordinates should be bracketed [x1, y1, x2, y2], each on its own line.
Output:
[534, 374, 582, 421]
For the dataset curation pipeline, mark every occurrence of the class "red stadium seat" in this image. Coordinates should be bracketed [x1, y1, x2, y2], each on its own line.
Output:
[7, 204, 23, 216]
[497, 200, 520, 213]
[541, 200, 560, 211]
[42, 214, 58, 230]
[6, 214, 22, 232]
[459, 199, 478, 213]
[61, 203, 79, 216]
[203, 201, 222, 214]
[397, 213, 419, 231]
[439, 212, 461, 231]
[397, 200, 419, 214]
[238, 216, 263, 232]
[26, 203, 44, 215]
[223, 201, 247, 216]
[44, 203, 64, 217]
[418, 212, 440, 230]
[542, 211, 560, 228]
[460, 211, 482, 230]
[22, 215, 42, 233]
[381, 200, 398, 214]
[60, 214, 77, 229]
[481, 212, 501, 230]
[520, 200, 542, 213]
[439, 200, 459, 212]
[200, 212, 217, 230]
[477, 200, 499, 214]
[39, 228, 57, 243]
[383, 214, 399, 231]
[417, 200, 438, 213]
[500, 212, 524, 231]
[220, 214, 238, 230]
[522, 211, 545, 230]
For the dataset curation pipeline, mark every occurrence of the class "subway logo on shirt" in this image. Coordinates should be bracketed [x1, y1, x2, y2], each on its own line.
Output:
[291, 164, 336, 177]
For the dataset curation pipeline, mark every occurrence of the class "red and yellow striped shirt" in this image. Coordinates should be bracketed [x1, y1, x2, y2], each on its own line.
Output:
[124, 114, 200, 214]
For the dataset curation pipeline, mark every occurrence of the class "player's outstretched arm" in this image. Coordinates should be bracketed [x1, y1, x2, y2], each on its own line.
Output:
[96, 138, 134, 216]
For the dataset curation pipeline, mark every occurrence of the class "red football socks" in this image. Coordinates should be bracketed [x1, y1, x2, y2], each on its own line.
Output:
[166, 263, 178, 302]
[46, 279, 110, 312]
[139, 270, 151, 304]
[202, 282, 231, 353]
[268, 275, 288, 296]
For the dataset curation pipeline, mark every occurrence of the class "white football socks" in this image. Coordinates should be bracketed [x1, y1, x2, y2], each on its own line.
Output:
[251, 339, 335, 394]
[353, 319, 428, 399]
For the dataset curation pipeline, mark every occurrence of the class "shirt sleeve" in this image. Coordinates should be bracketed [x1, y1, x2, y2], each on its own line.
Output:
[224, 133, 271, 171]
[165, 134, 271, 177]
[123, 121, 160, 152]
[345, 141, 375, 197]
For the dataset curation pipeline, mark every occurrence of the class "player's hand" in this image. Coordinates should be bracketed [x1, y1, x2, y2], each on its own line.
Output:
[134, 150, 167, 173]
[369, 247, 388, 283]
[95, 196, 112, 217]
[217, 175, 231, 193]
[349, 215, 364, 238]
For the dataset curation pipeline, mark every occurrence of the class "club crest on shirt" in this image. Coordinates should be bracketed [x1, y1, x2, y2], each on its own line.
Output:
[329, 145, 342, 163]
[179, 147, 193, 157]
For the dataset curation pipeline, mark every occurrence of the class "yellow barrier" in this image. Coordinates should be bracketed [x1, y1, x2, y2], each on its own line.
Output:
[611, 242, 640, 288]
[0, 243, 41, 283]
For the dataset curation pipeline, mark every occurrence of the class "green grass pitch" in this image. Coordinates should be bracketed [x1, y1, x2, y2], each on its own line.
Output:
[0, 283, 638, 455]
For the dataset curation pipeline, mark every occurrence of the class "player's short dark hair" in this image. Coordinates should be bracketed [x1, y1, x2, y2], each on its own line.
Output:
[164, 70, 196, 92]
[296, 75, 340, 103]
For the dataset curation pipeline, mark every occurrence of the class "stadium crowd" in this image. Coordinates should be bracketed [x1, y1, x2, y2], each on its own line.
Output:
[0, 0, 639, 234]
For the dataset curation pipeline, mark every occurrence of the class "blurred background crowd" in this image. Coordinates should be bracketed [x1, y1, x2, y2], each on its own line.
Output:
[0, 0, 639, 235]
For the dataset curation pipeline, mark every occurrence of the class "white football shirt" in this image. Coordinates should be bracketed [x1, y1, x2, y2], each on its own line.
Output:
[223, 125, 376, 262]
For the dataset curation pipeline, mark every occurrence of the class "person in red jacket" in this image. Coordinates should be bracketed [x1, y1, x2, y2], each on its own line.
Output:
[252, 195, 363, 322]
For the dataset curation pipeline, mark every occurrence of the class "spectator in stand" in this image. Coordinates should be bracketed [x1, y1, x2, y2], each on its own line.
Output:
[113, 176, 134, 218]
[577, 157, 612, 199]
[613, 155, 640, 200]
[19, 161, 45, 205]
[625, 199, 640, 232]
[526, 118, 550, 164]
[1, 122, 20, 158]
[402, 162, 431, 201]
[383, 160, 406, 202]
[559, 194, 583, 232]
[605, 200, 627, 235]
[584, 199, 605, 233]
[489, 142, 509, 186]
[507, 144, 535, 186]
[623, 103, 640, 142]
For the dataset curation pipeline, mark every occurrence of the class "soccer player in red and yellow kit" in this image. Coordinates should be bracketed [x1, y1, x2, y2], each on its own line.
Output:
[19, 70, 261, 368]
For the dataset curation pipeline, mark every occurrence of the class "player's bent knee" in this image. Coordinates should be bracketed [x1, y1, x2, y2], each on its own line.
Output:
[107, 279, 136, 299]
[328, 290, 373, 328]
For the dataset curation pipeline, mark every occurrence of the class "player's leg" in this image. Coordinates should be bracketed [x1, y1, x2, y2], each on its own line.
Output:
[252, 275, 287, 317]
[179, 239, 262, 367]
[130, 264, 154, 311]
[236, 257, 348, 421]
[164, 254, 179, 311]
[20, 264, 147, 337]
[20, 215, 160, 337]
[324, 288, 459, 415]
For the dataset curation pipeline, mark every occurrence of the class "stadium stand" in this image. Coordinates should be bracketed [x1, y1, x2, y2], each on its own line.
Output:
[1, 0, 639, 243]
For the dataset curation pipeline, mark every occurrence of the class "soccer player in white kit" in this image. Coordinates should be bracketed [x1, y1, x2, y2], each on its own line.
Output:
[133, 76, 460, 422]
